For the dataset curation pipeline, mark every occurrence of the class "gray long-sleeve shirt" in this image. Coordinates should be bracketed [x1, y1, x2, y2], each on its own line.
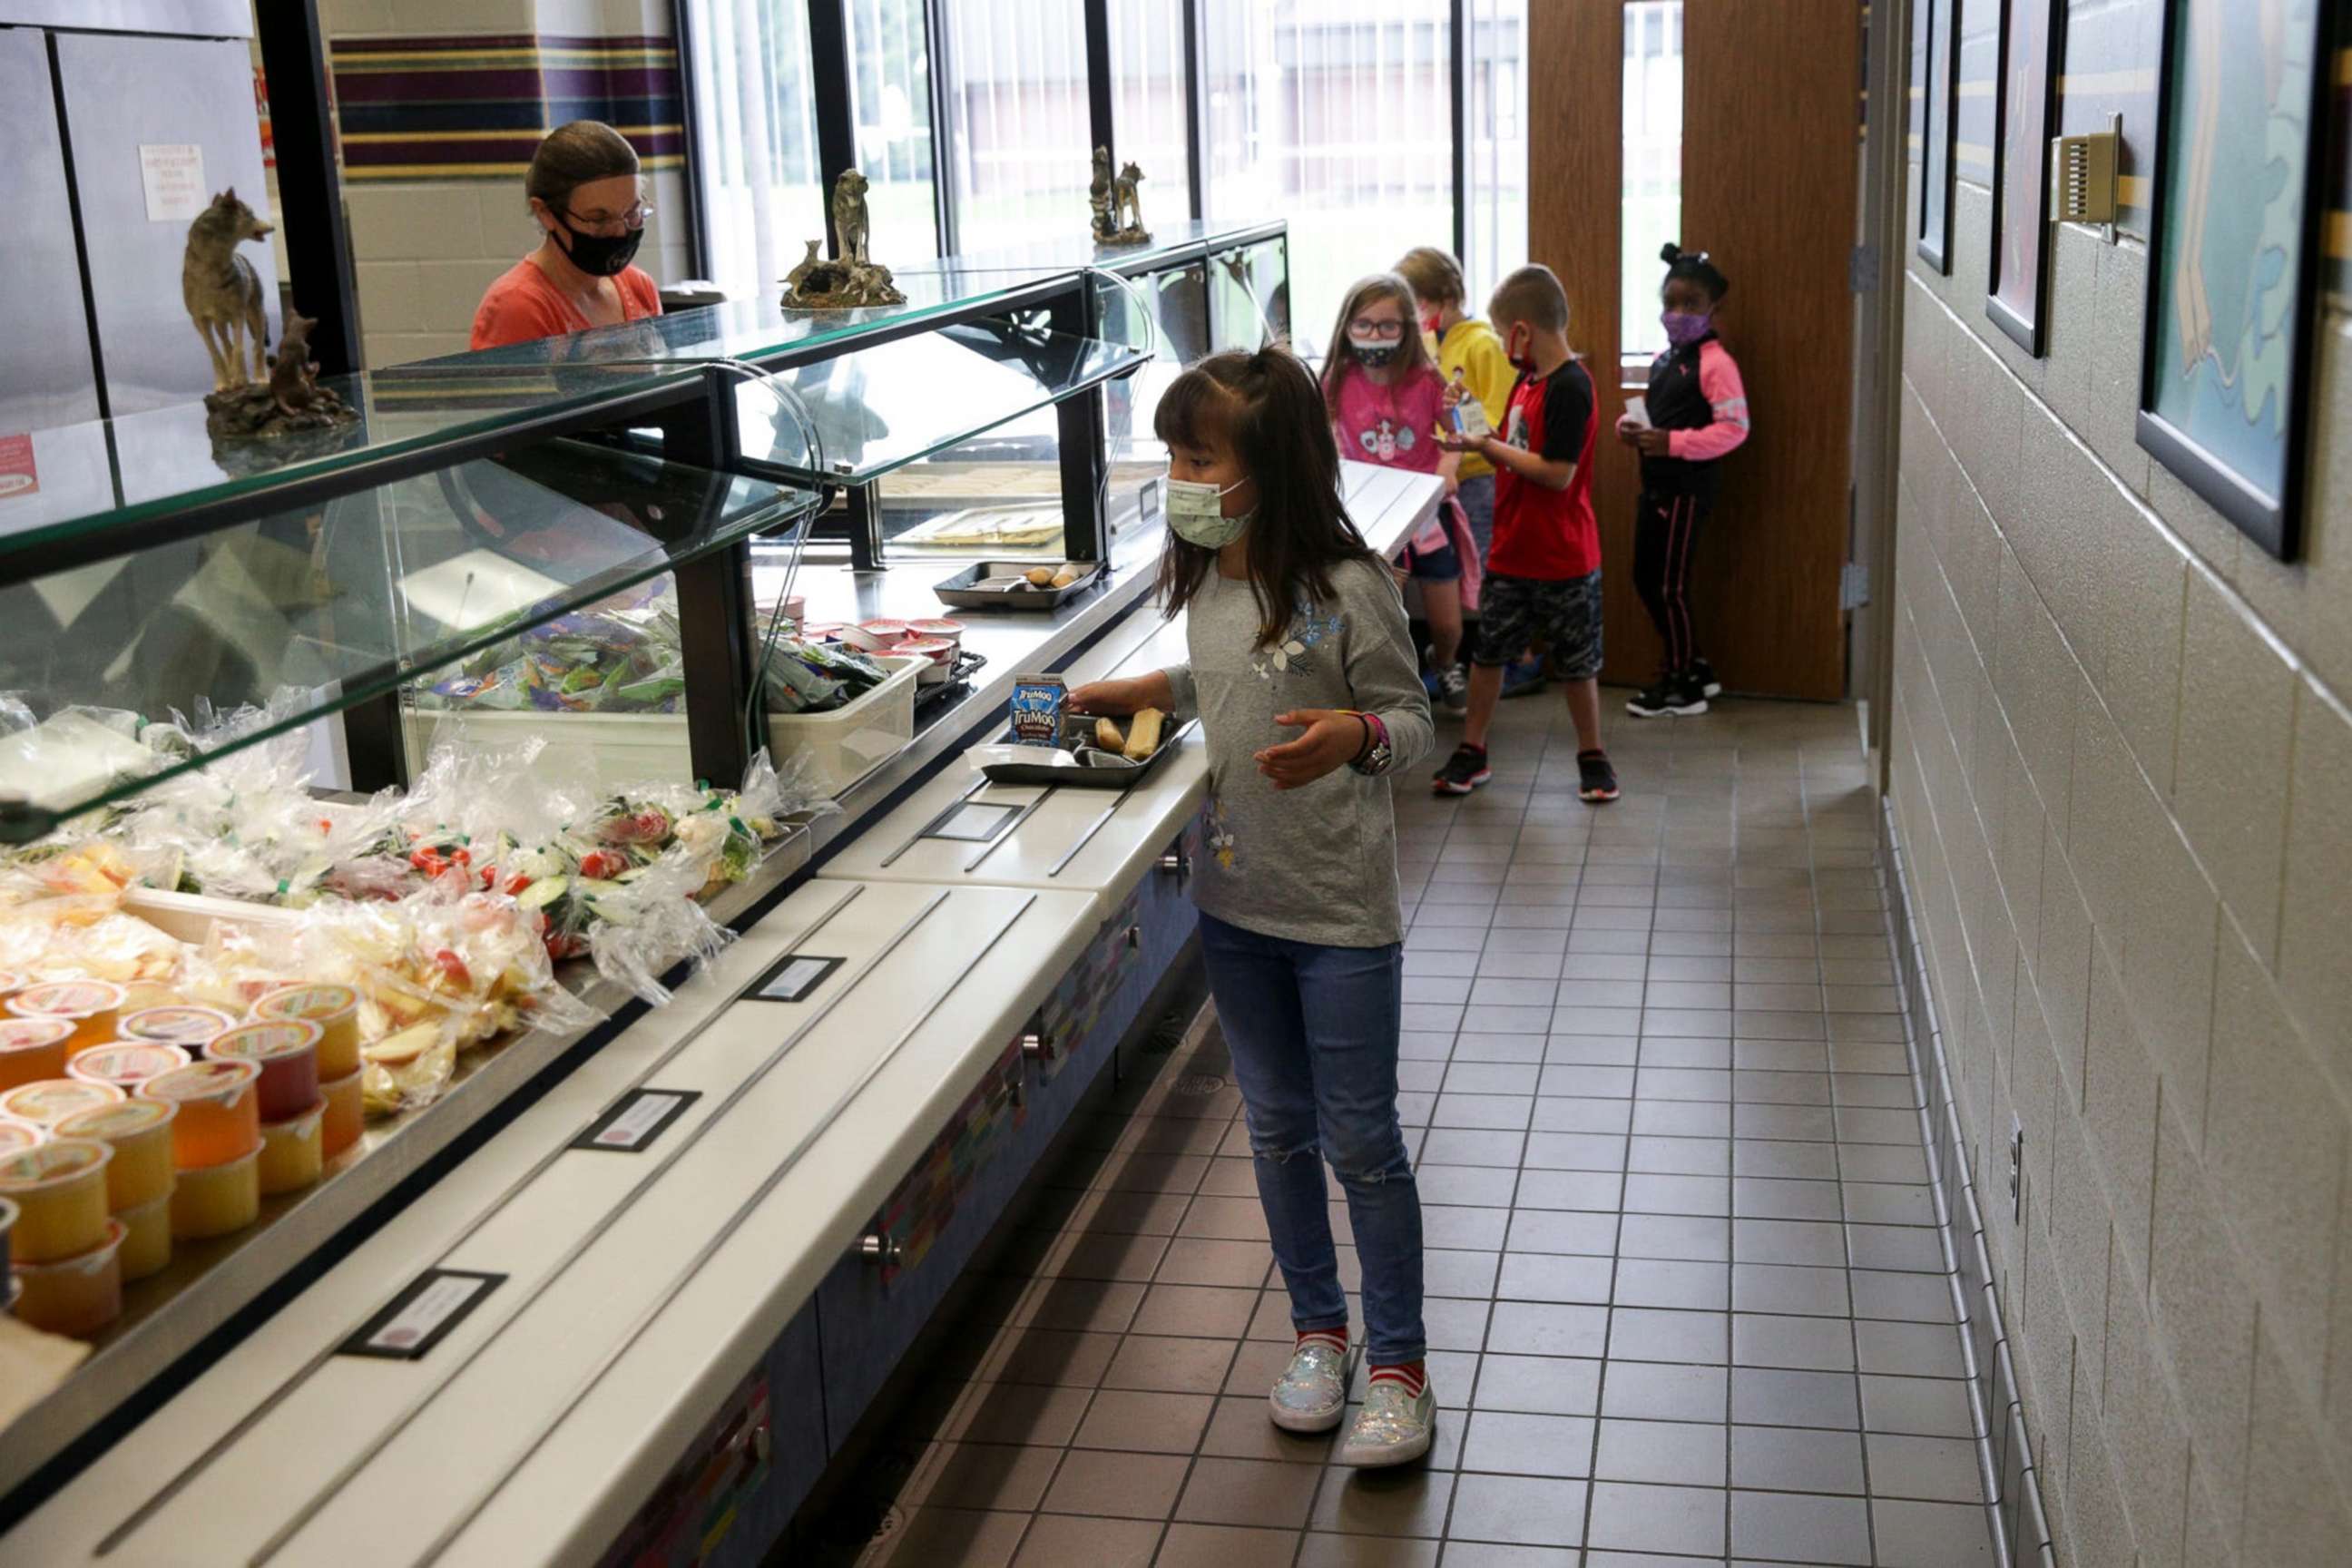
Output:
[1161, 556, 1435, 949]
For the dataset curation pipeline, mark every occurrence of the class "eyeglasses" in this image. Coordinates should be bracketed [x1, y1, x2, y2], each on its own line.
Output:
[560, 201, 653, 234]
[1347, 318, 1407, 340]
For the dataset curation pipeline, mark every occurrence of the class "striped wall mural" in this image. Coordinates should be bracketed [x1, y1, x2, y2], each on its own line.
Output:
[328, 34, 685, 182]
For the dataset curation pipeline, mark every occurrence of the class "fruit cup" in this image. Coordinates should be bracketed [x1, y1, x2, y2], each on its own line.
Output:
[0, 1018, 77, 1093]
[0, 1122, 37, 1158]
[0, 972, 22, 999]
[10, 1216, 125, 1337]
[140, 1059, 261, 1170]
[54, 1098, 176, 1210]
[170, 1146, 259, 1240]
[0, 1078, 124, 1132]
[115, 1190, 172, 1282]
[68, 1044, 190, 1095]
[258, 1102, 326, 1197]
[205, 1021, 321, 1124]
[5, 980, 127, 1060]
[319, 1066, 363, 1160]
[0, 1139, 113, 1261]
[249, 985, 361, 1079]
[119, 1005, 237, 1054]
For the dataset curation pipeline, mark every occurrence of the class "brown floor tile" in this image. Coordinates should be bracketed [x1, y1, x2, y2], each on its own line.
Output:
[1445, 1472, 1586, 1546]
[1295, 1532, 1442, 1567]
[1036, 1448, 1190, 1519]
[1200, 1394, 1339, 1463]
[1308, 1465, 1457, 1538]
[1103, 1334, 1240, 1394]
[867, 1506, 1031, 1568]
[1006, 1512, 1161, 1567]
[1152, 1522, 1300, 1568]
[1130, 1283, 1260, 1339]
[1173, 1455, 1324, 1528]
[904, 1442, 1065, 1513]
[1155, 1238, 1275, 1288]
[1070, 1387, 1215, 1455]
[935, 1381, 1096, 1448]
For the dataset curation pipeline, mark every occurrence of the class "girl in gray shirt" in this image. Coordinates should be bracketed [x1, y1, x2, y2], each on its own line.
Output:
[1071, 347, 1439, 1468]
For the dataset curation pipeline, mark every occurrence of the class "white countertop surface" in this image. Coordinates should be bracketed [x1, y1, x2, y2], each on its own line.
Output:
[0, 463, 1442, 1566]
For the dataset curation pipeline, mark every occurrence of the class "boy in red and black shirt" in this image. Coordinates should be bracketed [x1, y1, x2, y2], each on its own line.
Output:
[1434, 264, 1617, 803]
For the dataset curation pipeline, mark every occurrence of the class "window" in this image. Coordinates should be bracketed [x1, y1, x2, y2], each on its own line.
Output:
[937, 0, 1092, 256]
[1461, 0, 1526, 309]
[1621, 1, 1683, 366]
[846, 0, 940, 260]
[1108, 0, 1194, 220]
[682, 0, 825, 305]
[1200, 0, 1454, 355]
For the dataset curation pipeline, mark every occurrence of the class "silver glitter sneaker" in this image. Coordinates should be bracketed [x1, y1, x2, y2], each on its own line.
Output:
[1338, 1377, 1437, 1466]
[1267, 1338, 1353, 1433]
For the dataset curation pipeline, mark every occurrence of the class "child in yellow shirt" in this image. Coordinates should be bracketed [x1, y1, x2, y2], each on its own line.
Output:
[1396, 246, 1539, 695]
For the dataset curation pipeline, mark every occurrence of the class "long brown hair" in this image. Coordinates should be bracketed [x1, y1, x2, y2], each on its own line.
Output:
[1319, 271, 1436, 406]
[1154, 348, 1377, 648]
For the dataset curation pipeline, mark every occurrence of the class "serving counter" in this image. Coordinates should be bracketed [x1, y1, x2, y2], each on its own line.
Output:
[0, 215, 1453, 1565]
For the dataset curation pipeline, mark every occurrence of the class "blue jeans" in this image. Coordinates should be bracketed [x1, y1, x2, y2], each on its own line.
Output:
[1197, 911, 1426, 1365]
[1455, 473, 1496, 564]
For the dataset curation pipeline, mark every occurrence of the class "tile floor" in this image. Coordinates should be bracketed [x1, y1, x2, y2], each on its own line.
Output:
[820, 693, 1996, 1567]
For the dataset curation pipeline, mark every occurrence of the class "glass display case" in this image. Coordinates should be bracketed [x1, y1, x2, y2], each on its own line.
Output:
[0, 222, 1280, 1515]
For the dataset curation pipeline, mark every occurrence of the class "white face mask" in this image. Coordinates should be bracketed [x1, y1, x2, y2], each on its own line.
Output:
[1165, 473, 1251, 548]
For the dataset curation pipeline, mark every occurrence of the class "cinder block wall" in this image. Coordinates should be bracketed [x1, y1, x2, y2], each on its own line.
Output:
[1887, 1, 2352, 1563]
[319, 0, 691, 367]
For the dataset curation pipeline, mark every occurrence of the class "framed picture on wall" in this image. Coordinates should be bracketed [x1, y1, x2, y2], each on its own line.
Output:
[1986, 0, 2064, 352]
[2136, 0, 2336, 562]
[1917, 0, 1960, 272]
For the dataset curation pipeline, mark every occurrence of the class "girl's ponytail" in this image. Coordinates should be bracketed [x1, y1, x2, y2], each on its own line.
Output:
[1661, 241, 1730, 300]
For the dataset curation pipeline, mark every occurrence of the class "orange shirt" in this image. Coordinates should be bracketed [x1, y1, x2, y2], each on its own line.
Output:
[469, 258, 662, 350]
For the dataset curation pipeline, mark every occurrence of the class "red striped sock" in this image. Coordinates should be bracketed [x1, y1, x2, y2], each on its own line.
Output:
[1368, 1360, 1427, 1396]
[1296, 1328, 1348, 1355]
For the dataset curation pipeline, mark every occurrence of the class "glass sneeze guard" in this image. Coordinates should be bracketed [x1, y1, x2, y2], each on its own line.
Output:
[0, 361, 707, 575]
[732, 319, 1144, 484]
[0, 441, 818, 841]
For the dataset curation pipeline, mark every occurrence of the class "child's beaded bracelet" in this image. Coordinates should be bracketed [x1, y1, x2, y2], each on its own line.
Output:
[1339, 710, 1394, 778]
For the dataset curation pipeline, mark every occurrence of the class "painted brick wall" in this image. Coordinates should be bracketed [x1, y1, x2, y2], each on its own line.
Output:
[1891, 0, 2352, 1564]
[319, 0, 690, 367]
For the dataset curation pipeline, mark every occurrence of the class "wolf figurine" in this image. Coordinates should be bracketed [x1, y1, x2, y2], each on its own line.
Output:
[182, 188, 273, 390]
[267, 311, 320, 417]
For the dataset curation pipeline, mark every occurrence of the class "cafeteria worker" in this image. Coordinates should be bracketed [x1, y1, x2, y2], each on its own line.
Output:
[470, 121, 662, 349]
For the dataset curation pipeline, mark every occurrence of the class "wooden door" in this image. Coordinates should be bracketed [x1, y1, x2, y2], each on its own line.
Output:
[1530, 0, 1859, 700]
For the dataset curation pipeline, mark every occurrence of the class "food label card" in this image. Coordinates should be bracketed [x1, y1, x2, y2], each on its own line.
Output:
[572, 1088, 701, 1152]
[339, 1269, 505, 1361]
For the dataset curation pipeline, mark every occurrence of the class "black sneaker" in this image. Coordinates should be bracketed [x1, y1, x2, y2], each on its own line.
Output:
[1576, 750, 1620, 804]
[1625, 671, 1709, 719]
[1432, 743, 1493, 796]
[1689, 657, 1722, 698]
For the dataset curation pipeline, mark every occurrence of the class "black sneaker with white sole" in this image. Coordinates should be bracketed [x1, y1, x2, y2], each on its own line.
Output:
[1432, 743, 1493, 796]
[1576, 750, 1620, 803]
[1626, 672, 1709, 718]
[1689, 657, 1722, 698]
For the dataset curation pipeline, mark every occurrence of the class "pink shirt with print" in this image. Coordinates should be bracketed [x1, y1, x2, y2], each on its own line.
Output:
[1330, 365, 1449, 552]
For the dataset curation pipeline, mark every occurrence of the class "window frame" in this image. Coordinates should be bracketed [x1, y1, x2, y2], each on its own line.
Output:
[682, 0, 1493, 274]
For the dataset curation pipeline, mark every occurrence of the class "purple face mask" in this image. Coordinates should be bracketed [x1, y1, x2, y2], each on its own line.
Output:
[1661, 310, 1712, 348]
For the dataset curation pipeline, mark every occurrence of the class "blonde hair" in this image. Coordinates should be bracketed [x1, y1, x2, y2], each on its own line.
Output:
[1394, 246, 1465, 309]
[1488, 263, 1570, 335]
[1320, 272, 1436, 404]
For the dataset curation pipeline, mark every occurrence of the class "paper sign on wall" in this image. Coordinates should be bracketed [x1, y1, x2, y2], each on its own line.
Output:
[0, 435, 35, 501]
[139, 143, 206, 222]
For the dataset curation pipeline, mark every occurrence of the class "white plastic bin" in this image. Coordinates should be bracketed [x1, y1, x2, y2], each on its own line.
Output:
[401, 656, 923, 799]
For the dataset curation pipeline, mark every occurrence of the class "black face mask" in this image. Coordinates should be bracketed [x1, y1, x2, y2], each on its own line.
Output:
[555, 211, 643, 278]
